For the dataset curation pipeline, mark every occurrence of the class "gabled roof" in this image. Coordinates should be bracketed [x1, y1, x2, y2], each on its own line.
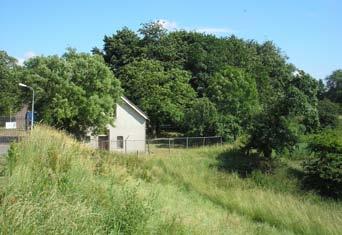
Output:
[120, 96, 149, 120]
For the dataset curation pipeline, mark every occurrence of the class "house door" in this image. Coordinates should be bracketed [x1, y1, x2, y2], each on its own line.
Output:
[98, 135, 109, 151]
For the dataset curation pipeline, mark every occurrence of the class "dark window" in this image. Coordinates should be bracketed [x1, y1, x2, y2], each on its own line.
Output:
[117, 136, 123, 149]
[84, 136, 91, 143]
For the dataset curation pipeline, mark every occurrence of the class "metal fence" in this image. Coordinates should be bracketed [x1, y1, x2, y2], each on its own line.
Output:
[86, 136, 222, 155]
[147, 136, 223, 155]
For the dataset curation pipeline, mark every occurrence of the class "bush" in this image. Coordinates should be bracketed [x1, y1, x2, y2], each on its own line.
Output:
[303, 130, 342, 198]
[317, 99, 339, 128]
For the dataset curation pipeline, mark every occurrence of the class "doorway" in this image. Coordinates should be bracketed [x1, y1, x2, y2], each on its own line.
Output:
[98, 135, 109, 151]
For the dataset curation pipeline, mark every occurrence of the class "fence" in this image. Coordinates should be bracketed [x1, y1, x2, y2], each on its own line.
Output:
[87, 136, 222, 155]
[147, 136, 222, 155]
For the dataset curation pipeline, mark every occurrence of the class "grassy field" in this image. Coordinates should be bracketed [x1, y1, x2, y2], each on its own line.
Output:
[0, 126, 341, 234]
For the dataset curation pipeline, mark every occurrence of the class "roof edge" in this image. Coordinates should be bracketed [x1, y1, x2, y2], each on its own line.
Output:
[120, 96, 149, 120]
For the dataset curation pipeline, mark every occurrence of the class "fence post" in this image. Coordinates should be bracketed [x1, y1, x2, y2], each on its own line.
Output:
[147, 139, 150, 155]
[125, 139, 127, 154]
[203, 137, 205, 147]
[220, 136, 223, 147]
[168, 138, 171, 154]
[186, 137, 189, 149]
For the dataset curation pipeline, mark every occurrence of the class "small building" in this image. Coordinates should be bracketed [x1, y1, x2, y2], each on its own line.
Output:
[87, 96, 148, 153]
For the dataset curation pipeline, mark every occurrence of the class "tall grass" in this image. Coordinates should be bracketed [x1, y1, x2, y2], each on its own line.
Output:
[0, 126, 156, 234]
[1, 126, 341, 234]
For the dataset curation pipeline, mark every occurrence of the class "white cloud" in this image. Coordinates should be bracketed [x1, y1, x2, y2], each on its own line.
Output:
[195, 27, 233, 34]
[156, 19, 178, 31]
[156, 19, 233, 35]
[17, 51, 36, 66]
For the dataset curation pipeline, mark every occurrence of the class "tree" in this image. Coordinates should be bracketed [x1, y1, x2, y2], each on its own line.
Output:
[184, 98, 219, 136]
[318, 99, 339, 128]
[326, 69, 342, 104]
[102, 27, 142, 75]
[24, 49, 122, 138]
[317, 79, 326, 100]
[207, 66, 260, 130]
[303, 129, 342, 198]
[118, 59, 196, 135]
[246, 71, 319, 159]
[0, 51, 22, 116]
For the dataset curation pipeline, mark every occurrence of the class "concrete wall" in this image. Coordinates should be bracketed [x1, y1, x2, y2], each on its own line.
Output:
[87, 102, 146, 153]
[108, 102, 146, 153]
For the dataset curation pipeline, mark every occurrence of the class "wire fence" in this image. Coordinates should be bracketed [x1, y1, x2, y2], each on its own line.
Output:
[86, 136, 223, 155]
[147, 136, 223, 155]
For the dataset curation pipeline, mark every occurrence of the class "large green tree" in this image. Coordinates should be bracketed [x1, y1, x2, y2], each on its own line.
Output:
[23, 49, 122, 138]
[0, 51, 22, 116]
[326, 69, 342, 104]
[246, 71, 319, 159]
[101, 27, 142, 75]
[207, 66, 260, 130]
[118, 59, 196, 135]
[184, 98, 219, 136]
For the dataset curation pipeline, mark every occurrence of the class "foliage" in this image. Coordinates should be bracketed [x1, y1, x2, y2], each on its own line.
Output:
[23, 49, 122, 138]
[326, 69, 342, 104]
[246, 71, 319, 159]
[184, 97, 218, 136]
[118, 59, 196, 135]
[207, 66, 260, 128]
[101, 27, 142, 73]
[0, 51, 22, 115]
[99, 24, 302, 137]
[318, 98, 339, 128]
[317, 79, 326, 100]
[303, 130, 342, 198]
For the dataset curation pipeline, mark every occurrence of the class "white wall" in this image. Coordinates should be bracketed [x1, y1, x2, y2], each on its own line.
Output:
[107, 102, 146, 153]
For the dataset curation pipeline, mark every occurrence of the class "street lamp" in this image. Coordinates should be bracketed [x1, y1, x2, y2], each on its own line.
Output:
[19, 83, 35, 130]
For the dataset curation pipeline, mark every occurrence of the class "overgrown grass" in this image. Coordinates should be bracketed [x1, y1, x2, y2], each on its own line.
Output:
[1, 126, 341, 234]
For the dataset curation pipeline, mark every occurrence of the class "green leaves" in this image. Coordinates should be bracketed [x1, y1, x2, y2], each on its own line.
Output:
[118, 59, 196, 134]
[0, 51, 22, 115]
[303, 129, 342, 198]
[326, 69, 342, 103]
[24, 50, 122, 138]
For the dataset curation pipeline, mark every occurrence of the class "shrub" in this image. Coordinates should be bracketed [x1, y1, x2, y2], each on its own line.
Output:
[303, 130, 342, 198]
[317, 99, 339, 128]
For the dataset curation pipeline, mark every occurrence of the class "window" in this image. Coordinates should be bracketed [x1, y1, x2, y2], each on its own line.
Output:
[84, 136, 91, 143]
[117, 136, 123, 149]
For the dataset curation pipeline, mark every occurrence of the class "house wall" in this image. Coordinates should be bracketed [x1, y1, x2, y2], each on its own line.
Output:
[87, 101, 147, 153]
[108, 102, 146, 153]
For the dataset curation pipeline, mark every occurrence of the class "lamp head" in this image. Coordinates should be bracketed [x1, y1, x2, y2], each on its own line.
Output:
[19, 83, 28, 88]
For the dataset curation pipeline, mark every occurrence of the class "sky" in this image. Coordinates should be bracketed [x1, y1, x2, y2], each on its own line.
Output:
[1, 0, 341, 79]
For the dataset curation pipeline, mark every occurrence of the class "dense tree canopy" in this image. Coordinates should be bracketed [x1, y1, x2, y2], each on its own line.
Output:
[0, 51, 22, 116]
[118, 59, 196, 135]
[246, 71, 319, 158]
[23, 49, 122, 137]
[326, 69, 342, 104]
[207, 66, 259, 125]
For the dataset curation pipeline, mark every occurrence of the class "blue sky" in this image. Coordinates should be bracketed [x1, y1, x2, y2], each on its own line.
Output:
[1, 0, 341, 79]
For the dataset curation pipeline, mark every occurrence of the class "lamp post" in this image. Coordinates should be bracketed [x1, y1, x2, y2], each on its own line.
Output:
[19, 83, 35, 130]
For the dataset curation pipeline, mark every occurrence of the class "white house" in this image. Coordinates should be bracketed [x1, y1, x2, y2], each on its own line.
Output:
[87, 96, 148, 153]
